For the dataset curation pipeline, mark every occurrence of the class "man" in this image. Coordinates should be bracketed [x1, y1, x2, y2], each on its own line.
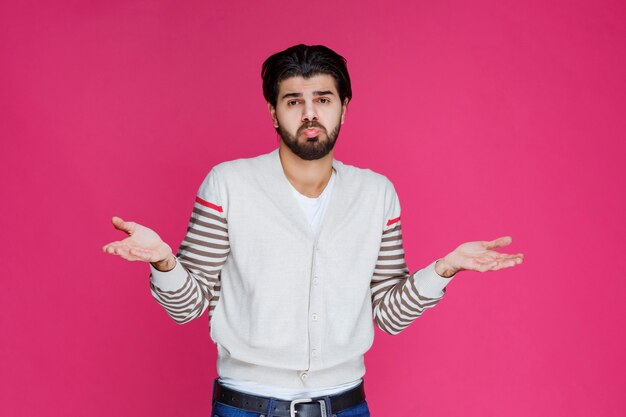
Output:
[103, 44, 523, 417]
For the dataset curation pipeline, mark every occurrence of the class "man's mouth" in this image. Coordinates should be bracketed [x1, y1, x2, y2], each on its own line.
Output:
[303, 128, 320, 138]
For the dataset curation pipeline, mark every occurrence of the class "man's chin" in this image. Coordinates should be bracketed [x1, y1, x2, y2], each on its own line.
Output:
[288, 143, 333, 161]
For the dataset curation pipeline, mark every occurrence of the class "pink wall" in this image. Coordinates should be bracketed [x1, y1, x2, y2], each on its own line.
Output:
[2, 1, 625, 416]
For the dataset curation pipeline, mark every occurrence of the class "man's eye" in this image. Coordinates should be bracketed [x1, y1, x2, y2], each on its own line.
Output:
[288, 100, 299, 106]
[319, 98, 329, 104]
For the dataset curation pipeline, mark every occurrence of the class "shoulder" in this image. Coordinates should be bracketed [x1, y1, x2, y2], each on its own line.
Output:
[335, 161, 400, 228]
[211, 150, 276, 179]
[196, 151, 277, 213]
[197, 150, 275, 191]
[334, 159, 396, 194]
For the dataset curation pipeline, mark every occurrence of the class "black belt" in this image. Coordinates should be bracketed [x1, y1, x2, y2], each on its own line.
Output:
[212, 379, 366, 417]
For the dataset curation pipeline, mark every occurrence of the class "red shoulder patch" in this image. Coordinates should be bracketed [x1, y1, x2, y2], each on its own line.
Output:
[195, 196, 223, 213]
[386, 216, 401, 226]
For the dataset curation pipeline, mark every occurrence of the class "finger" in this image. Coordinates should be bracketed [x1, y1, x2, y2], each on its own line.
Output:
[477, 252, 506, 262]
[102, 242, 121, 254]
[113, 246, 144, 262]
[102, 240, 125, 251]
[491, 254, 523, 263]
[490, 256, 524, 271]
[473, 254, 523, 272]
[492, 260, 518, 270]
[111, 216, 134, 234]
[102, 241, 146, 262]
[483, 236, 512, 250]
[468, 257, 497, 272]
[129, 247, 158, 262]
[470, 251, 504, 264]
[490, 252, 522, 261]
[477, 261, 498, 272]
[104, 242, 132, 256]
[102, 243, 118, 254]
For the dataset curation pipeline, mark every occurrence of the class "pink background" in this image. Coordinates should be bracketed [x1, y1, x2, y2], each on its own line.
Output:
[2, 1, 625, 416]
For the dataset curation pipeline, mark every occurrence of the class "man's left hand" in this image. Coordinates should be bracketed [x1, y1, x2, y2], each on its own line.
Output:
[435, 236, 524, 278]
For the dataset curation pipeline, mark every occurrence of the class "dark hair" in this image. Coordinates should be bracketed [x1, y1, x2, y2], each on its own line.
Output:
[262, 44, 352, 107]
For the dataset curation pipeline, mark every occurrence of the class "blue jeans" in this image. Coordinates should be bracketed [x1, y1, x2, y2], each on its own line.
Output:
[210, 381, 371, 417]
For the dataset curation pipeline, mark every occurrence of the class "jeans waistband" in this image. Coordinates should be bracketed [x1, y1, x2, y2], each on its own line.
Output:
[212, 378, 366, 417]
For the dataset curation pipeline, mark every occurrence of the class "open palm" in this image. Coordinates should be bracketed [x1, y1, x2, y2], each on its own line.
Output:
[444, 236, 523, 273]
[102, 216, 172, 263]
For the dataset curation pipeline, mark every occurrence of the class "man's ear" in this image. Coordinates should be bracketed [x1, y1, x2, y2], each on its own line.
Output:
[268, 102, 279, 128]
[340, 98, 349, 125]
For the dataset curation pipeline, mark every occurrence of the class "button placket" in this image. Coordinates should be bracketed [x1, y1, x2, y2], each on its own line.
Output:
[308, 240, 324, 374]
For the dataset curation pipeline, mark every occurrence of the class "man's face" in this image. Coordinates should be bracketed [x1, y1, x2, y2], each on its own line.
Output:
[269, 74, 348, 161]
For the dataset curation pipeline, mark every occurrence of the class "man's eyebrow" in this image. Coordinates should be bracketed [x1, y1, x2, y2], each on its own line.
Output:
[281, 92, 302, 99]
[280, 90, 336, 100]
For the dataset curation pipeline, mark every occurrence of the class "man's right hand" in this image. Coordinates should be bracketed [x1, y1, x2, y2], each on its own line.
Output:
[102, 216, 176, 272]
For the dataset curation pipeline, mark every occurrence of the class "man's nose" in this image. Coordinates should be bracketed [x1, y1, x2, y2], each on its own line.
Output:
[302, 102, 318, 122]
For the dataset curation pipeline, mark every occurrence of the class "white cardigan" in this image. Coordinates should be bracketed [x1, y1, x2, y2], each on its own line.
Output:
[150, 149, 451, 389]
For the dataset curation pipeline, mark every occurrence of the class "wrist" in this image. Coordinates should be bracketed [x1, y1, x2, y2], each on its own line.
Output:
[151, 254, 176, 272]
[435, 258, 458, 278]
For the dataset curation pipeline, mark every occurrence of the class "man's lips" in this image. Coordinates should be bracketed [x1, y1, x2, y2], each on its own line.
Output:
[303, 128, 320, 138]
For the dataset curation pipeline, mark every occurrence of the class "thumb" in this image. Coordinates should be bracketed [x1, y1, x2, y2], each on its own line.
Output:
[111, 216, 133, 234]
[483, 236, 512, 250]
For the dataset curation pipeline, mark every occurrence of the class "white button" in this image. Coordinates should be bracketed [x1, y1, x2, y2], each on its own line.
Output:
[300, 372, 309, 380]
[313, 278, 320, 286]
[311, 349, 319, 357]
[312, 313, 319, 321]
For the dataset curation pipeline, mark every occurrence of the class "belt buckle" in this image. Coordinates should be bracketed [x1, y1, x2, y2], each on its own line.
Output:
[289, 398, 327, 417]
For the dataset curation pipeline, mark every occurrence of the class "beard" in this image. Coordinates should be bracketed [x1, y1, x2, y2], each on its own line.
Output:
[278, 121, 341, 161]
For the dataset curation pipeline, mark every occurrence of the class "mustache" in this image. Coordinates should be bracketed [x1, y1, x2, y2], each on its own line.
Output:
[298, 121, 326, 134]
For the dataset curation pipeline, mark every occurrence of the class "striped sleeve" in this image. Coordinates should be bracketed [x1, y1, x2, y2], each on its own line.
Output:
[150, 169, 230, 325]
[370, 184, 452, 335]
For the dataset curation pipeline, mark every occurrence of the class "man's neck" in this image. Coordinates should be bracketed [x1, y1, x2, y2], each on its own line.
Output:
[278, 144, 334, 198]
